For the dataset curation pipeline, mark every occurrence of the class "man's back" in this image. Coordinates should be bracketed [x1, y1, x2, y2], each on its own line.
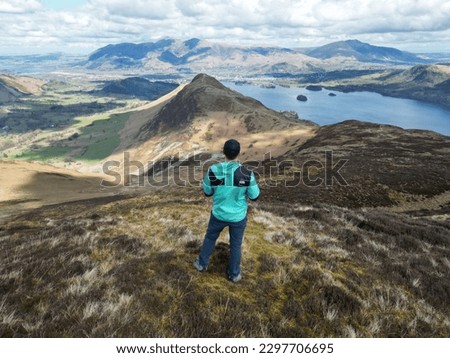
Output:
[203, 161, 260, 222]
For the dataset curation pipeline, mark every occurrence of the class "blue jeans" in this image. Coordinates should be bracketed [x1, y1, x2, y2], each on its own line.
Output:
[198, 213, 247, 278]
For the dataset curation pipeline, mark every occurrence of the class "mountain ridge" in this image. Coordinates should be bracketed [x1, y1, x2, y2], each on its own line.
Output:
[0, 74, 44, 103]
[84, 38, 429, 72]
[306, 39, 426, 64]
[277, 119, 450, 207]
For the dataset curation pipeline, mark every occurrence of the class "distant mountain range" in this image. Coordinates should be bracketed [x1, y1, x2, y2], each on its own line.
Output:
[304, 39, 426, 64]
[84, 38, 431, 73]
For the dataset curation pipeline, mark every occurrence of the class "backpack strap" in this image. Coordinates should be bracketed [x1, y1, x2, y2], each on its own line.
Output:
[233, 165, 252, 187]
[208, 168, 225, 186]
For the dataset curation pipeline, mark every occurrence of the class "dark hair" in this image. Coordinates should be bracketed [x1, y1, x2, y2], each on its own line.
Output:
[223, 139, 240, 160]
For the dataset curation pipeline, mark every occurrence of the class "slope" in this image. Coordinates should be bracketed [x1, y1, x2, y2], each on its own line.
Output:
[0, 160, 117, 220]
[0, 184, 448, 337]
[265, 120, 450, 210]
[0, 74, 44, 103]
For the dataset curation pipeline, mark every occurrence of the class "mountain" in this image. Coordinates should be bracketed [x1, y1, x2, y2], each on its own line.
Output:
[86, 38, 312, 72]
[99, 77, 178, 100]
[400, 64, 450, 85]
[0, 53, 84, 73]
[140, 73, 312, 135]
[305, 39, 428, 64]
[84, 38, 432, 73]
[104, 73, 317, 180]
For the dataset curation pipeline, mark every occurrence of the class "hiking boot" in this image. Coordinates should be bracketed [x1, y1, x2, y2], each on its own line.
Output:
[193, 258, 207, 272]
[228, 273, 242, 283]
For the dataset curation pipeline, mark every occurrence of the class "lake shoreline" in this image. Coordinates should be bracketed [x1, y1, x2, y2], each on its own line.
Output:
[323, 83, 450, 112]
[225, 82, 450, 136]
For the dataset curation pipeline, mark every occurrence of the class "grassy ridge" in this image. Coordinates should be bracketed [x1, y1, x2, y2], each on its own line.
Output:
[1, 187, 448, 337]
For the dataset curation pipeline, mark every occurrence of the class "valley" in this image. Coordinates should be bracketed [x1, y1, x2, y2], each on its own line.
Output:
[0, 75, 176, 166]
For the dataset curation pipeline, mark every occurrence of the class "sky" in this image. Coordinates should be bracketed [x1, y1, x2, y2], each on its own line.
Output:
[0, 0, 449, 55]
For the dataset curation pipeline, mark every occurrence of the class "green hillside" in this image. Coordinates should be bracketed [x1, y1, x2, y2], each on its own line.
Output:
[18, 112, 130, 162]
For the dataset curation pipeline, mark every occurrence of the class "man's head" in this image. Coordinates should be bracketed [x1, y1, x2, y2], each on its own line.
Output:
[223, 139, 240, 160]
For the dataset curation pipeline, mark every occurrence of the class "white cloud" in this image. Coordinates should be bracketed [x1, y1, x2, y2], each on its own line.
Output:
[0, 0, 41, 14]
[88, 0, 177, 20]
[0, 0, 450, 54]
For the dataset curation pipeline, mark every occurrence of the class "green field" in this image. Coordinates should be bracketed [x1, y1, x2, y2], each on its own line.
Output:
[76, 112, 129, 161]
[18, 146, 73, 161]
[18, 112, 130, 162]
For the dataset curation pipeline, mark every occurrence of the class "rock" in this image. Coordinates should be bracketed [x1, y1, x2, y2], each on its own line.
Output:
[328, 92, 337, 97]
[296, 94, 308, 102]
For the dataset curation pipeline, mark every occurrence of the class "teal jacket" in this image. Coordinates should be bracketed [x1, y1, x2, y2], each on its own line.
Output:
[203, 161, 260, 222]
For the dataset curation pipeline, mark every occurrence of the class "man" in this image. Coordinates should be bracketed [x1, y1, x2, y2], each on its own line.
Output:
[193, 139, 260, 282]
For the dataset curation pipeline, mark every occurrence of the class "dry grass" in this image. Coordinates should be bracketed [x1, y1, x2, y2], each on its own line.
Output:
[0, 74, 44, 95]
[0, 187, 449, 337]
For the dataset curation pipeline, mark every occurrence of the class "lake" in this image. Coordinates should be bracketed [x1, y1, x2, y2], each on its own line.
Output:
[225, 82, 450, 136]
